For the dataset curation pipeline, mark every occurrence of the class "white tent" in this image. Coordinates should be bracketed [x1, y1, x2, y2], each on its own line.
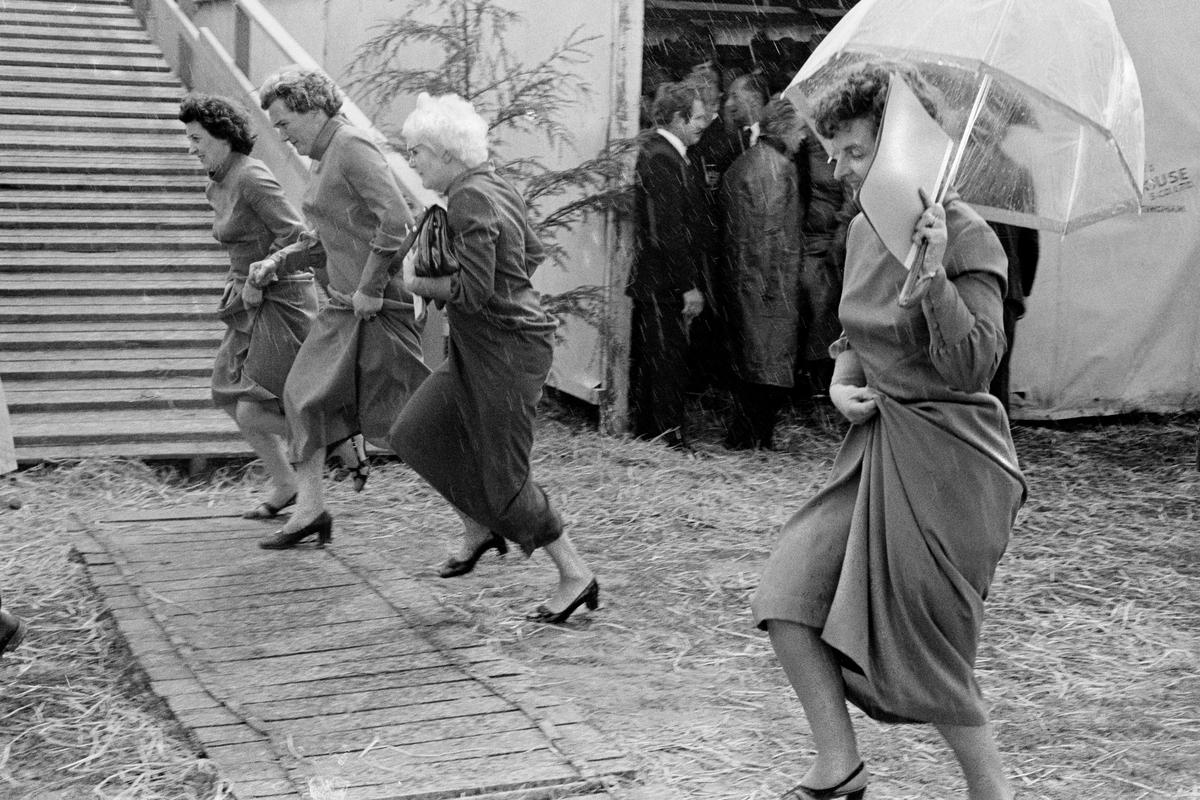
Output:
[1010, 0, 1200, 419]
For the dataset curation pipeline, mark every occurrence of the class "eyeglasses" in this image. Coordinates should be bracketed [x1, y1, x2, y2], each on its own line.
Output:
[405, 143, 433, 162]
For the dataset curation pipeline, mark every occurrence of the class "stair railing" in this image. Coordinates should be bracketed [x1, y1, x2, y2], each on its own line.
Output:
[130, 0, 438, 210]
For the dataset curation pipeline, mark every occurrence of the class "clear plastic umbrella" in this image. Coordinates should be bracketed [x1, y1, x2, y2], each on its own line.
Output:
[784, 0, 1145, 234]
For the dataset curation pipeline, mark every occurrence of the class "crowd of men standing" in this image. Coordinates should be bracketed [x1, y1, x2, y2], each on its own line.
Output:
[628, 53, 855, 451]
[627, 47, 1036, 451]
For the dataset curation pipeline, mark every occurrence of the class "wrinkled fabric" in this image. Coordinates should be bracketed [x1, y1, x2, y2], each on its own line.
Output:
[719, 142, 803, 388]
[273, 117, 428, 462]
[752, 200, 1027, 726]
[205, 153, 316, 413]
[390, 166, 562, 555]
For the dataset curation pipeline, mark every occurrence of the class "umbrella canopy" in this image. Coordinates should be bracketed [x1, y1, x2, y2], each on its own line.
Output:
[786, 0, 1145, 233]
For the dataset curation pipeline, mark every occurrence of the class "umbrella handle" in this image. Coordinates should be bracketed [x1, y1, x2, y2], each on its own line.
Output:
[897, 239, 932, 308]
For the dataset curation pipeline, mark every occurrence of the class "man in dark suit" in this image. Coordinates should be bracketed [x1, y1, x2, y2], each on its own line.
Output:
[627, 82, 712, 448]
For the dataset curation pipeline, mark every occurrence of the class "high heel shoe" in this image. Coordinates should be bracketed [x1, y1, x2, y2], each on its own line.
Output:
[526, 578, 599, 624]
[781, 762, 866, 800]
[0, 610, 28, 658]
[439, 532, 508, 578]
[348, 434, 370, 493]
[242, 492, 297, 519]
[258, 511, 333, 550]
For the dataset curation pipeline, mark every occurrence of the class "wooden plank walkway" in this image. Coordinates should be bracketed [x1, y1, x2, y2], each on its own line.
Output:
[72, 506, 631, 800]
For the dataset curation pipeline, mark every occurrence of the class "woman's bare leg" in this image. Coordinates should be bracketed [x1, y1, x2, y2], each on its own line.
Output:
[539, 534, 595, 612]
[934, 722, 1013, 800]
[768, 619, 866, 790]
[277, 450, 325, 533]
[451, 508, 494, 559]
[235, 400, 295, 505]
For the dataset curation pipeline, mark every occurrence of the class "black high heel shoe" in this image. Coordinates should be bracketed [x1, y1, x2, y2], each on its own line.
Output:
[347, 434, 370, 493]
[242, 492, 297, 520]
[258, 511, 332, 550]
[526, 578, 599, 625]
[439, 532, 507, 578]
[0, 610, 28, 658]
[781, 762, 866, 800]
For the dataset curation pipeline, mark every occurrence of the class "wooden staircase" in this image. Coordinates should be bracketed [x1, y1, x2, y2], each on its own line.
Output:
[0, 0, 247, 463]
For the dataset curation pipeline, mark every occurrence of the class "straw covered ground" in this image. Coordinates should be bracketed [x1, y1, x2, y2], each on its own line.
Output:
[1, 399, 1198, 800]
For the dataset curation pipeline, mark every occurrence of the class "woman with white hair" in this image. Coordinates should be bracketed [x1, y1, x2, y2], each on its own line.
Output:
[250, 68, 429, 549]
[392, 93, 598, 624]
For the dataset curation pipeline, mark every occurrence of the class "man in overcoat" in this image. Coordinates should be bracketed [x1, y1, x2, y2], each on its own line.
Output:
[626, 82, 712, 448]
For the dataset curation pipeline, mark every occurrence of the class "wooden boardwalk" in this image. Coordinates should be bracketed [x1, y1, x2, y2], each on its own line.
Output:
[72, 506, 631, 800]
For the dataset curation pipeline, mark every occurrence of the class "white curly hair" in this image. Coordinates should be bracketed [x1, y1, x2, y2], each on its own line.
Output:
[401, 92, 490, 166]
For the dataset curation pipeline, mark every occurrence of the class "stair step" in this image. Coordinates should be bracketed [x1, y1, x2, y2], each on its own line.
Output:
[1, 348, 216, 380]
[0, 190, 209, 210]
[0, 112, 182, 133]
[15, 440, 252, 463]
[0, 230, 221, 250]
[0, 331, 223, 354]
[1, 37, 160, 57]
[0, 64, 177, 86]
[0, 51, 172, 72]
[0, 173, 205, 190]
[5, 383, 215, 413]
[0, 79, 182, 102]
[1, 0, 137, 15]
[0, 274, 223, 294]
[2, 96, 185, 119]
[11, 408, 239, 448]
[0, 304, 215, 323]
[0, 133, 188, 153]
[0, 22, 151, 42]
[0, 11, 140, 30]
[1, 211, 212, 229]
[0, 252, 226, 273]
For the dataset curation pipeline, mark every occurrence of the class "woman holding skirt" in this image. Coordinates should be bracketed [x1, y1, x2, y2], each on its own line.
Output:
[251, 69, 429, 549]
[751, 64, 1026, 800]
[392, 93, 597, 624]
[179, 94, 317, 518]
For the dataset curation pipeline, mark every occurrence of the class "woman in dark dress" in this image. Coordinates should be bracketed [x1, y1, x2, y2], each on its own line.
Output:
[751, 64, 1025, 800]
[249, 70, 429, 549]
[391, 93, 597, 624]
[180, 94, 317, 518]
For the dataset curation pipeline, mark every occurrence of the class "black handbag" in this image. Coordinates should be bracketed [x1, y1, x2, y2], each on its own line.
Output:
[411, 204, 459, 278]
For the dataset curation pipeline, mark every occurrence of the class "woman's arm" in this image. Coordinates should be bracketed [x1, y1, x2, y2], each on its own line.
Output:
[828, 344, 879, 424]
[340, 135, 417, 301]
[921, 223, 1008, 391]
[243, 162, 305, 254]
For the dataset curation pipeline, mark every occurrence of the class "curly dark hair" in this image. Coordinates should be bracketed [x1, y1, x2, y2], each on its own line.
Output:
[812, 61, 943, 140]
[178, 94, 256, 154]
[258, 68, 343, 116]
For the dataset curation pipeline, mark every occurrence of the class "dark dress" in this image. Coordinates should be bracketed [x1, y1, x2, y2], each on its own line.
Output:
[205, 152, 317, 414]
[390, 164, 562, 556]
[272, 117, 430, 461]
[752, 200, 1027, 726]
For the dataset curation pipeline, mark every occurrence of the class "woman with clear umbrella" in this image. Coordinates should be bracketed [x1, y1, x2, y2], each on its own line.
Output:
[250, 69, 429, 549]
[179, 94, 318, 519]
[751, 63, 1025, 800]
[390, 93, 597, 624]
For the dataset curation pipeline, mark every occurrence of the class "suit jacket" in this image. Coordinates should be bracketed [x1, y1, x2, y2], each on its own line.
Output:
[627, 132, 714, 301]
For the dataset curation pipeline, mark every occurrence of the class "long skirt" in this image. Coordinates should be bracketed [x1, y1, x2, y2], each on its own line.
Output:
[284, 296, 429, 462]
[389, 312, 561, 556]
[751, 394, 1025, 726]
[212, 276, 317, 414]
